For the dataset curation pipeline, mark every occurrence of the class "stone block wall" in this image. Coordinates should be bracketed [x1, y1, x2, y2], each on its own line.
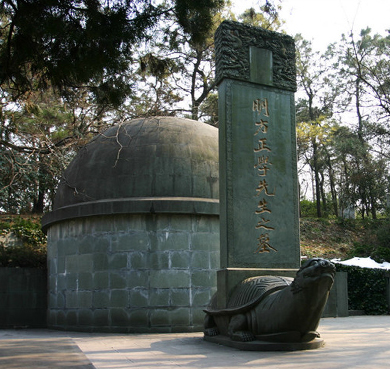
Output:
[0, 267, 47, 328]
[47, 213, 219, 332]
[322, 272, 349, 317]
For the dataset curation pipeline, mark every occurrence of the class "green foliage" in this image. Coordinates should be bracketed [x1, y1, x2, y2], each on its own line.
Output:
[349, 219, 390, 262]
[0, 0, 223, 106]
[175, 0, 224, 44]
[9, 218, 46, 248]
[336, 264, 388, 315]
[0, 217, 46, 269]
[297, 28, 390, 220]
[199, 92, 219, 126]
[237, 0, 283, 31]
[300, 200, 318, 217]
[300, 199, 334, 218]
[0, 1, 286, 213]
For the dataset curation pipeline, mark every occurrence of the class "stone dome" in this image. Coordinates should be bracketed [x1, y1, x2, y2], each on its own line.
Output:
[43, 116, 220, 333]
[42, 116, 219, 229]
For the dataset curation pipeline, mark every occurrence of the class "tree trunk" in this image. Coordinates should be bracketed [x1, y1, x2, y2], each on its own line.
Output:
[312, 139, 322, 217]
[320, 170, 327, 214]
[191, 100, 200, 121]
[327, 163, 338, 216]
[32, 154, 46, 214]
[356, 78, 364, 144]
[369, 188, 377, 219]
[32, 190, 45, 214]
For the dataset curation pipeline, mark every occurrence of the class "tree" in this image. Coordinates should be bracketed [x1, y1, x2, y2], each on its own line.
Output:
[331, 29, 390, 218]
[124, 1, 284, 122]
[0, 0, 288, 214]
[238, 0, 283, 30]
[294, 28, 390, 219]
[0, 0, 224, 107]
[330, 125, 389, 219]
[0, 86, 104, 213]
[129, 10, 224, 121]
[0, 0, 225, 213]
[296, 107, 338, 216]
[346, 29, 390, 125]
[125, 2, 235, 121]
[295, 35, 337, 217]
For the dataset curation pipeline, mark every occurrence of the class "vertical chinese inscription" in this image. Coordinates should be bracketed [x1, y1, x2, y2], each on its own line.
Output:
[215, 22, 300, 270]
[253, 98, 276, 253]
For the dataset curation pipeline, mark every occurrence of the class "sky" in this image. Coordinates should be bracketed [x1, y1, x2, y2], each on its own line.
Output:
[232, 0, 390, 52]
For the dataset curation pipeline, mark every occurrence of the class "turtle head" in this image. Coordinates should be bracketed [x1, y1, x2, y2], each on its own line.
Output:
[291, 258, 336, 294]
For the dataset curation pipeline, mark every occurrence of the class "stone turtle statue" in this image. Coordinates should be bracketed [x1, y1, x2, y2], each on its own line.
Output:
[204, 258, 336, 343]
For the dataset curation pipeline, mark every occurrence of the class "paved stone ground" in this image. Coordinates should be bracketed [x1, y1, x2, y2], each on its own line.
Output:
[1, 316, 390, 369]
[0, 330, 93, 368]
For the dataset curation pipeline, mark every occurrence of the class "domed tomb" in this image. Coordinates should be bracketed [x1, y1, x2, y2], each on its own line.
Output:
[42, 116, 220, 333]
[44, 116, 219, 223]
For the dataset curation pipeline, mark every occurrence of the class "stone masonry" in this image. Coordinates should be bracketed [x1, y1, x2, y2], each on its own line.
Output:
[47, 213, 219, 333]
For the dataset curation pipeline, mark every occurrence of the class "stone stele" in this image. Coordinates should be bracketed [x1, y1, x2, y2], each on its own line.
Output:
[205, 20, 334, 351]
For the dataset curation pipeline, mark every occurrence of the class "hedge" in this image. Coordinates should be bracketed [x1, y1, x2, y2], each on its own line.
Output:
[336, 264, 389, 315]
[0, 217, 47, 269]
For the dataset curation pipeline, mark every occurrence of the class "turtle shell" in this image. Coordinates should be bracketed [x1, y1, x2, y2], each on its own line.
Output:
[205, 276, 293, 315]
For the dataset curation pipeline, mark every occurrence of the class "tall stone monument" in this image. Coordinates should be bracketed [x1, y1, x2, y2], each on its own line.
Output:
[204, 21, 335, 350]
[216, 21, 299, 303]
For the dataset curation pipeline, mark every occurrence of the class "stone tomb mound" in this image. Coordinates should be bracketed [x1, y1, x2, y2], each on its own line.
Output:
[42, 116, 220, 333]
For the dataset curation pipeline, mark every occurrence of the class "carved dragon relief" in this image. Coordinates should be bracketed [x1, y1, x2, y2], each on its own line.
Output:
[215, 20, 296, 92]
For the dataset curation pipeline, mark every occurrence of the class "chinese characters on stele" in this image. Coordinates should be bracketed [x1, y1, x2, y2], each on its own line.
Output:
[253, 98, 276, 253]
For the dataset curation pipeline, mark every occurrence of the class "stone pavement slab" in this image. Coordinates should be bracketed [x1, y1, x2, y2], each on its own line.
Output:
[1, 316, 390, 369]
[0, 329, 93, 368]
